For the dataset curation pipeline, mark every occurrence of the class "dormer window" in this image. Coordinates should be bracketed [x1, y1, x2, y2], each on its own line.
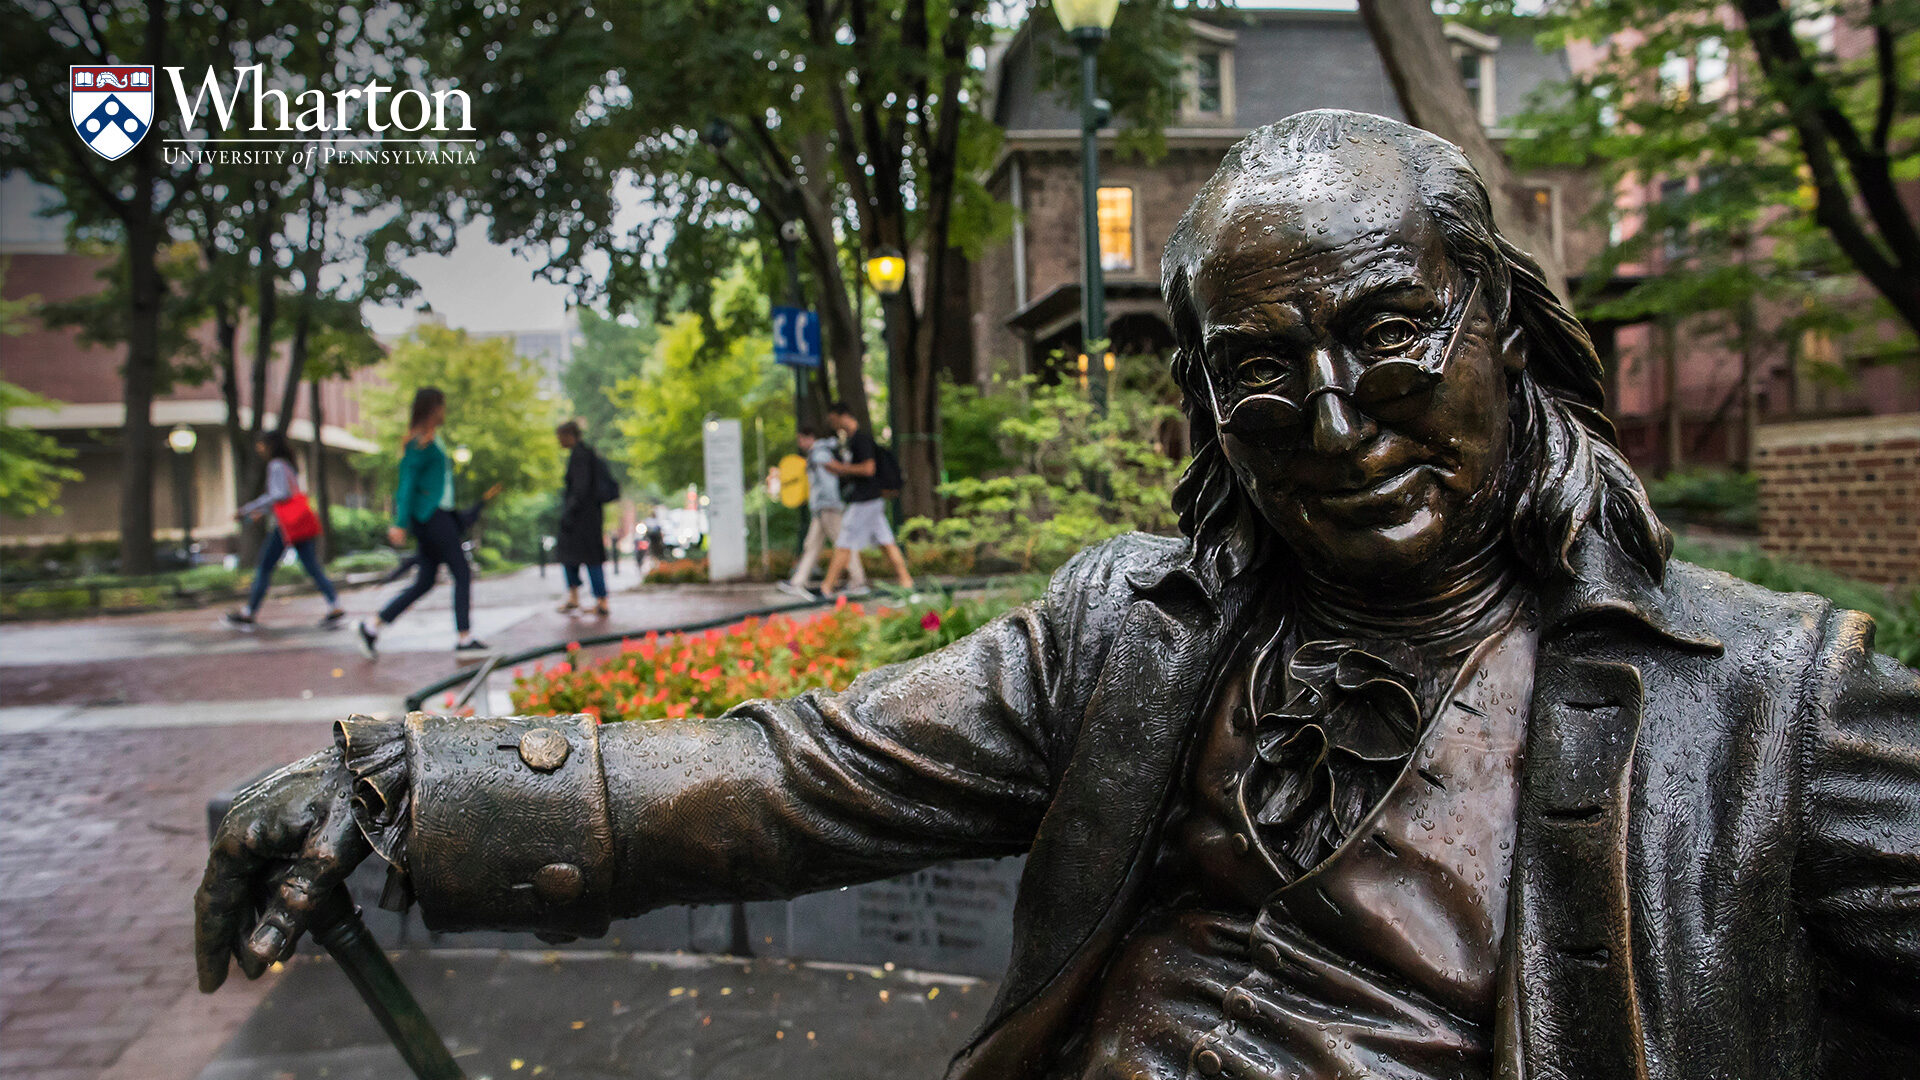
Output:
[1182, 21, 1237, 122]
[1443, 23, 1499, 128]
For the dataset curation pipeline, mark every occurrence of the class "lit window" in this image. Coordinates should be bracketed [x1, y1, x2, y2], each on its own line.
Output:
[1097, 187, 1134, 273]
[1190, 51, 1223, 115]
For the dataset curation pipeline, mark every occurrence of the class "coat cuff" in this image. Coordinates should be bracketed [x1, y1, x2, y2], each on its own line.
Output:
[401, 712, 616, 939]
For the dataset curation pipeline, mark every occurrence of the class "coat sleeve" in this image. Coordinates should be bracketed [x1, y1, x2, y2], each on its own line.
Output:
[391, 444, 418, 531]
[377, 538, 1152, 936]
[1796, 608, 1920, 1076]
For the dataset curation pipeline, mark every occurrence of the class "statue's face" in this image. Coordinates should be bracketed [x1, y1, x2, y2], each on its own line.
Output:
[1190, 157, 1516, 582]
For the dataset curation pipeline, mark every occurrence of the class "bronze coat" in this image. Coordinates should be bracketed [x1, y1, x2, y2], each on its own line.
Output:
[404, 532, 1920, 1079]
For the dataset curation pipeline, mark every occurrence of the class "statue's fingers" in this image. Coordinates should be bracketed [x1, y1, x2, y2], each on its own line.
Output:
[194, 848, 259, 993]
[240, 836, 355, 972]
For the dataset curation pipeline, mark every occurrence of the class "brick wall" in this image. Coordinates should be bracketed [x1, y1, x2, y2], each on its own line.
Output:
[1754, 413, 1920, 587]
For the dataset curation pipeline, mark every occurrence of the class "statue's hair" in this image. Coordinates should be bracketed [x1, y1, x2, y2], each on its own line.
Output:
[1161, 110, 1670, 585]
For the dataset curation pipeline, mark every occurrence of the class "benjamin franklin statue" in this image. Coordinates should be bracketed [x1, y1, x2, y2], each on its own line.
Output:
[197, 111, 1920, 1079]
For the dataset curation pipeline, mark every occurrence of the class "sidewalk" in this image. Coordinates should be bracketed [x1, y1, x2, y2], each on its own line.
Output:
[0, 565, 793, 1080]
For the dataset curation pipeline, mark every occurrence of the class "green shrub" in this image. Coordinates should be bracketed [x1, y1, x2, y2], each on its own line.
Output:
[906, 379, 1183, 573]
[1646, 468, 1759, 531]
[328, 550, 401, 576]
[328, 506, 389, 554]
[1673, 538, 1920, 665]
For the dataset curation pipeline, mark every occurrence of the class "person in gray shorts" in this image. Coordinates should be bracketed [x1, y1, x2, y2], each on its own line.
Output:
[778, 426, 868, 598]
[818, 403, 914, 594]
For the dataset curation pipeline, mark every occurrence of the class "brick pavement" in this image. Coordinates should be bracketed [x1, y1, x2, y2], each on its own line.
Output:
[0, 721, 332, 1080]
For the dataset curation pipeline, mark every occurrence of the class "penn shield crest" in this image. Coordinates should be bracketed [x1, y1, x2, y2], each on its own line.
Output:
[70, 66, 155, 161]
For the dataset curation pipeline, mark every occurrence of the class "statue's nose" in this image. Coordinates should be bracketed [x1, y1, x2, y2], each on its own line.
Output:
[1304, 346, 1371, 455]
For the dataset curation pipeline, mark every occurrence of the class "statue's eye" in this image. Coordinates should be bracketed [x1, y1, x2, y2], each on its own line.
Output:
[1236, 356, 1291, 391]
[1361, 316, 1421, 353]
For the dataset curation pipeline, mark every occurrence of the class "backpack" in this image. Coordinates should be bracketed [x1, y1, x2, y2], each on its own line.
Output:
[590, 450, 620, 505]
[873, 443, 903, 499]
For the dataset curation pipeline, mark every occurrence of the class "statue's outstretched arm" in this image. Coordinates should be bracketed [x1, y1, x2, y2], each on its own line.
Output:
[195, 539, 1143, 991]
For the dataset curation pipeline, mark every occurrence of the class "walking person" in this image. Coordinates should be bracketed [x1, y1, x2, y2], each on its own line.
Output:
[817, 403, 914, 595]
[778, 426, 868, 599]
[356, 387, 487, 657]
[224, 432, 346, 630]
[555, 420, 614, 617]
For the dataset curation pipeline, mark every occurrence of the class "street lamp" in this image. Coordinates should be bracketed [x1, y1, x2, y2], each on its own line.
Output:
[451, 445, 472, 468]
[1055, 0, 1120, 415]
[167, 424, 197, 561]
[865, 248, 907, 442]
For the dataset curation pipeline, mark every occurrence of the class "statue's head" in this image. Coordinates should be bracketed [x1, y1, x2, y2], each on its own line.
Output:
[1163, 110, 1668, 588]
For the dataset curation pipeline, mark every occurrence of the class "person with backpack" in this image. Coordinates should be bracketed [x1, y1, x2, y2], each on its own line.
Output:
[224, 432, 347, 630]
[818, 402, 914, 594]
[555, 420, 616, 617]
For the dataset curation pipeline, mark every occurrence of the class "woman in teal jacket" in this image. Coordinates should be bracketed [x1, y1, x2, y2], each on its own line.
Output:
[356, 387, 488, 657]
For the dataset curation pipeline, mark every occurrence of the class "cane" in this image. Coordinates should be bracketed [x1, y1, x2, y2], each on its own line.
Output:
[308, 886, 467, 1080]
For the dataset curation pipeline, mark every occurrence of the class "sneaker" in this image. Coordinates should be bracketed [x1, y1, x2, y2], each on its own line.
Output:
[356, 620, 379, 659]
[556, 598, 580, 614]
[592, 601, 610, 617]
[454, 638, 491, 653]
[223, 610, 255, 630]
[774, 581, 813, 601]
[318, 609, 347, 629]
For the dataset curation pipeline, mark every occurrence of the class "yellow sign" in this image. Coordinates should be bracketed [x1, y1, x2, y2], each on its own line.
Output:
[776, 453, 809, 508]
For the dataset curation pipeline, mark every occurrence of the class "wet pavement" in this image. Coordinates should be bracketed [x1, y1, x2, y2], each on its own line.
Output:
[199, 950, 993, 1080]
[0, 565, 794, 1080]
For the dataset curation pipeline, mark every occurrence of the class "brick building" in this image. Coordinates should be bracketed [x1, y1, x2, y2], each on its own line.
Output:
[1753, 414, 1920, 587]
[969, 7, 1604, 389]
[1, 229, 378, 552]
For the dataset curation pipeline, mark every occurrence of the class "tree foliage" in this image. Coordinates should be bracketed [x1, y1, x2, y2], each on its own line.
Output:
[1505, 0, 1920, 355]
[608, 270, 797, 498]
[0, 270, 82, 517]
[562, 308, 658, 490]
[355, 323, 562, 506]
[422, 0, 1200, 517]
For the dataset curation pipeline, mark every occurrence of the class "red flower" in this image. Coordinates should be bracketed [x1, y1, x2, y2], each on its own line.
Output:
[920, 611, 942, 632]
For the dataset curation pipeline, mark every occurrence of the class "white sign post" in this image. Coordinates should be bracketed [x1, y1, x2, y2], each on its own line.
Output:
[702, 418, 748, 582]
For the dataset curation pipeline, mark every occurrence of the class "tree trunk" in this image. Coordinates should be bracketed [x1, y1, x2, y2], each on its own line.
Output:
[1357, 0, 1569, 299]
[308, 376, 333, 562]
[119, 210, 161, 575]
[1662, 319, 1683, 474]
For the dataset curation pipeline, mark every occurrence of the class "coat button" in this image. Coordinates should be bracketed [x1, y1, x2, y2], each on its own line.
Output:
[1227, 991, 1254, 1020]
[533, 862, 584, 904]
[519, 728, 571, 772]
[1255, 942, 1282, 969]
[1195, 1048, 1224, 1075]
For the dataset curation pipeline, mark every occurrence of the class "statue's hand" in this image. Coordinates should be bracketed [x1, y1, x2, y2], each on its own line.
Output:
[194, 749, 372, 992]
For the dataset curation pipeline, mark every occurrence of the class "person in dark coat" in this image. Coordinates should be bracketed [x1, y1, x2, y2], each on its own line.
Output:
[554, 420, 610, 617]
[197, 112, 1920, 1080]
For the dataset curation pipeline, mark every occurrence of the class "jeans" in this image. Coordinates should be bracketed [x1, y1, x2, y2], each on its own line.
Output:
[378, 509, 472, 632]
[563, 561, 607, 599]
[248, 528, 338, 614]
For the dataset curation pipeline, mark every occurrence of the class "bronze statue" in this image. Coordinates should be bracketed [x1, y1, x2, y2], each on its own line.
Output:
[196, 111, 1920, 1079]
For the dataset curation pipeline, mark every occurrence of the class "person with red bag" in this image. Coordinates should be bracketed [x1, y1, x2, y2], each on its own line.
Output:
[224, 432, 346, 630]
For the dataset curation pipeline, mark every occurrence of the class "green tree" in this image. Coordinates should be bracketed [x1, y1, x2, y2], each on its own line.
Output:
[0, 270, 81, 517]
[561, 309, 658, 492]
[608, 280, 795, 498]
[424, 0, 1200, 519]
[355, 324, 562, 510]
[1508, 0, 1920, 351]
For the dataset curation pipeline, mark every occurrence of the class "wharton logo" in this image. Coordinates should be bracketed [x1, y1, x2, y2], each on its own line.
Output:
[71, 65, 155, 160]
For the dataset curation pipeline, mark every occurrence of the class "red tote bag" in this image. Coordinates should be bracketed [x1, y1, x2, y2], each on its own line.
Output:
[273, 492, 322, 543]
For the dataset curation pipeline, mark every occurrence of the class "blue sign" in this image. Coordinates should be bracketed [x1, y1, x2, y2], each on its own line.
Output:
[772, 306, 822, 368]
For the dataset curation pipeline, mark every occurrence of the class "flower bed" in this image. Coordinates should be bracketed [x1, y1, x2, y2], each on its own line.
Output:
[510, 585, 1038, 722]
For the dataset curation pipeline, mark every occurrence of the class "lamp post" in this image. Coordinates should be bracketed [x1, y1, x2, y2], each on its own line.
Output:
[1055, 0, 1120, 415]
[167, 424, 197, 562]
[864, 248, 907, 443]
